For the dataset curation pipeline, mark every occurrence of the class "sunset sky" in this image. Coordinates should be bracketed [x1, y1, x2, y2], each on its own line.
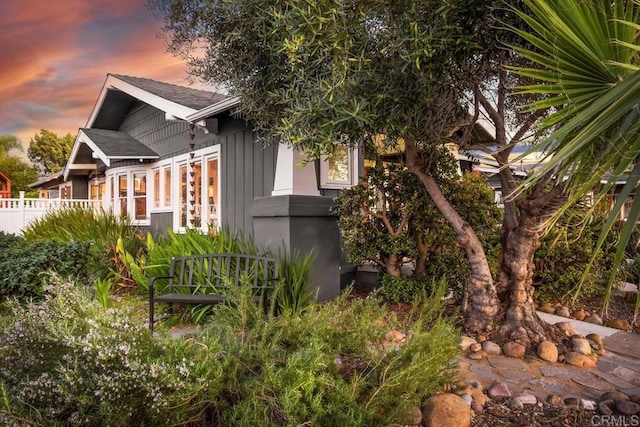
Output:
[0, 0, 205, 153]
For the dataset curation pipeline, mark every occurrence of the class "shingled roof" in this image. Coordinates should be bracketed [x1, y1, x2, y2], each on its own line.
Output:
[80, 128, 159, 160]
[109, 74, 227, 110]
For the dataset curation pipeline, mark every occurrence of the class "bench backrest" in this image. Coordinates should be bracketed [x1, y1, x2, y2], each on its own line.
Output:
[167, 253, 278, 294]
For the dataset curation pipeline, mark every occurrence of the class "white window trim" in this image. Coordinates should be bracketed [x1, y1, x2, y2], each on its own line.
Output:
[150, 161, 173, 213]
[105, 166, 152, 226]
[319, 146, 359, 189]
[172, 145, 221, 233]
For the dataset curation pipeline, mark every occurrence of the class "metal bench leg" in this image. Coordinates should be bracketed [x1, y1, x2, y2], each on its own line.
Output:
[149, 299, 155, 333]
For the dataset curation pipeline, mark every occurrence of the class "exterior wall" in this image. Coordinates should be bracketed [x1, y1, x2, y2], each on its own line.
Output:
[71, 176, 89, 199]
[112, 105, 278, 236]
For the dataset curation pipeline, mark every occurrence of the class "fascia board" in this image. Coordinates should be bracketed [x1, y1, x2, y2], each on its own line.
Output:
[63, 131, 87, 180]
[86, 75, 199, 128]
[186, 97, 240, 122]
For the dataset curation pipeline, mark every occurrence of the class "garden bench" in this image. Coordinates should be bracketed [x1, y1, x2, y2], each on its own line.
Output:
[149, 253, 278, 332]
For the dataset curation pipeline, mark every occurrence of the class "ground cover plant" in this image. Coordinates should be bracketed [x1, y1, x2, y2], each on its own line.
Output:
[0, 232, 91, 299]
[0, 278, 458, 426]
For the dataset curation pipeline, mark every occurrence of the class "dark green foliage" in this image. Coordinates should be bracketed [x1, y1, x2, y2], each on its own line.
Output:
[534, 203, 616, 303]
[0, 279, 458, 426]
[0, 238, 91, 299]
[377, 274, 435, 303]
[22, 206, 144, 280]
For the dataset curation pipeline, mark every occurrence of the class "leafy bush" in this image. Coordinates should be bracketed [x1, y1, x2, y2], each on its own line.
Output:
[534, 202, 616, 303]
[0, 278, 458, 426]
[0, 238, 91, 299]
[377, 274, 435, 303]
[21, 206, 144, 280]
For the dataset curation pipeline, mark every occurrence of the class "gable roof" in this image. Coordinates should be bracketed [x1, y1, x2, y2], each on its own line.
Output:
[88, 74, 229, 129]
[64, 129, 159, 180]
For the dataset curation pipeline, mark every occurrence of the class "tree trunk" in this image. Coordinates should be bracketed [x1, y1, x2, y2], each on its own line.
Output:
[384, 254, 402, 277]
[405, 138, 499, 335]
[414, 230, 430, 278]
[494, 210, 554, 348]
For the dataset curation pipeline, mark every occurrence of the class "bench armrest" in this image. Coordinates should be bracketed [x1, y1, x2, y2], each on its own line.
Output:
[148, 275, 173, 299]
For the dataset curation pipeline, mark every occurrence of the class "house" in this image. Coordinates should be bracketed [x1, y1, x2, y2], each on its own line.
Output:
[59, 74, 359, 300]
[29, 171, 66, 199]
[0, 170, 10, 198]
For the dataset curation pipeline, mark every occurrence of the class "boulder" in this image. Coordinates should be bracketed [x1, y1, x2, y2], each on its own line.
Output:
[502, 342, 526, 358]
[564, 351, 597, 368]
[537, 341, 559, 363]
[421, 393, 471, 427]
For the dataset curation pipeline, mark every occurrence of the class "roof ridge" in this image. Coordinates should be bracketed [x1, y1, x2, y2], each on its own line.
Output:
[108, 73, 219, 97]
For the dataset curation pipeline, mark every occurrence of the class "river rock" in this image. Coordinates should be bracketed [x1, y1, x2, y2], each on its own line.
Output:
[572, 309, 587, 320]
[513, 394, 537, 405]
[487, 380, 511, 401]
[585, 333, 603, 350]
[421, 393, 471, 427]
[616, 400, 640, 415]
[481, 341, 502, 356]
[539, 302, 555, 314]
[564, 351, 597, 368]
[600, 391, 629, 402]
[547, 394, 564, 406]
[459, 336, 477, 352]
[502, 342, 526, 358]
[467, 350, 486, 360]
[598, 400, 615, 416]
[537, 341, 559, 362]
[570, 337, 593, 355]
[555, 321, 578, 336]
[507, 397, 524, 410]
[564, 397, 579, 406]
[580, 399, 597, 410]
[555, 306, 571, 318]
[469, 343, 482, 353]
[584, 314, 603, 325]
[606, 319, 631, 330]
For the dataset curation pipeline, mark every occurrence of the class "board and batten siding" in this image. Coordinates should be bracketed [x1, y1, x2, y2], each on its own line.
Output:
[115, 104, 278, 236]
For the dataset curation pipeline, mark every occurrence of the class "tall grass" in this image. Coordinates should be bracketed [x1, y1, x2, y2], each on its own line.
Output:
[22, 207, 144, 280]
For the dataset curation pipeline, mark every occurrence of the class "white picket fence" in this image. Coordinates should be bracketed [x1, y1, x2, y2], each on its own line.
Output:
[0, 191, 102, 235]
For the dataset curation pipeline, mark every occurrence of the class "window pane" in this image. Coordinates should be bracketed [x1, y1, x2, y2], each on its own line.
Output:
[180, 165, 187, 227]
[163, 168, 171, 207]
[328, 146, 350, 182]
[133, 173, 147, 220]
[118, 175, 128, 218]
[207, 158, 219, 228]
[193, 162, 202, 227]
[153, 170, 160, 208]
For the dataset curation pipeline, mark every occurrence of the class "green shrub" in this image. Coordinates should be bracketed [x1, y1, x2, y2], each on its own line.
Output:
[21, 206, 144, 280]
[377, 274, 434, 303]
[0, 239, 91, 299]
[0, 278, 458, 426]
[275, 249, 316, 315]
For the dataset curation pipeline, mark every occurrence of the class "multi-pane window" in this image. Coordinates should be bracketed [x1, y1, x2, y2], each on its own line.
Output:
[153, 169, 160, 208]
[179, 164, 187, 227]
[206, 158, 219, 228]
[320, 146, 358, 189]
[164, 168, 171, 207]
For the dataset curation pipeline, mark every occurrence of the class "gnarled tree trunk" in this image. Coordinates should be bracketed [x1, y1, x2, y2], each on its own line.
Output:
[406, 138, 499, 335]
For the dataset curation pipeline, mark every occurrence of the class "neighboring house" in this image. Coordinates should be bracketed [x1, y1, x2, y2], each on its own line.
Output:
[57, 74, 359, 299]
[0, 171, 10, 198]
[29, 171, 66, 199]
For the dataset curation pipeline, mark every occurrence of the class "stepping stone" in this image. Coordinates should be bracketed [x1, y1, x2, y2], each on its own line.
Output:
[603, 331, 640, 359]
[571, 375, 616, 392]
[486, 355, 530, 371]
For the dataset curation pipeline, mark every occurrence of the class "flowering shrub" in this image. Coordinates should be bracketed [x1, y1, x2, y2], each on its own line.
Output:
[0, 278, 458, 426]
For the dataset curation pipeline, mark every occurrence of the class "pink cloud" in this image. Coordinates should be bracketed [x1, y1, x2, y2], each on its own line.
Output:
[0, 0, 204, 149]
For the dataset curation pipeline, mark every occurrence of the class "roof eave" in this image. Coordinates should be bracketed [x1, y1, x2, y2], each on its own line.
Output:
[186, 97, 241, 122]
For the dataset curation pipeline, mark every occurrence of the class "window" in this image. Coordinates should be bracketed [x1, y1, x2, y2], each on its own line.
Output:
[90, 180, 105, 201]
[319, 146, 359, 189]
[206, 157, 219, 229]
[164, 168, 171, 207]
[179, 164, 187, 227]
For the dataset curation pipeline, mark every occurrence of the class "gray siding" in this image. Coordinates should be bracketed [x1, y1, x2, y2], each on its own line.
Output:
[219, 125, 278, 234]
[71, 177, 88, 199]
[115, 104, 278, 236]
[119, 103, 191, 157]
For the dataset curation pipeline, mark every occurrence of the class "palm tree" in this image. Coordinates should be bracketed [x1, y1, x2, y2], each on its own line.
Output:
[509, 0, 640, 319]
